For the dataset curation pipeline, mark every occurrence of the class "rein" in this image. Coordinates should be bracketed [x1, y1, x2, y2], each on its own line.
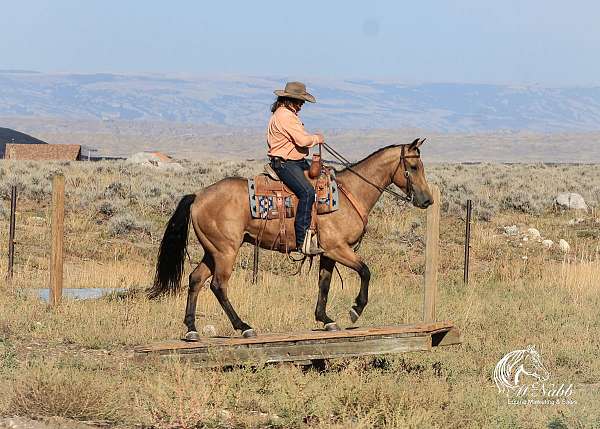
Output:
[322, 142, 420, 203]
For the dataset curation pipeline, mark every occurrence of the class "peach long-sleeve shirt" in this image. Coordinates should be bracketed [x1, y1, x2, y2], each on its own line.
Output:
[267, 106, 321, 160]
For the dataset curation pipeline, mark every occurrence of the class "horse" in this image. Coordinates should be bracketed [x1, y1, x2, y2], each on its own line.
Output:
[493, 345, 550, 395]
[149, 139, 433, 340]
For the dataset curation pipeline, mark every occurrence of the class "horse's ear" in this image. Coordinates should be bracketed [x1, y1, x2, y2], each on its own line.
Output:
[409, 137, 427, 149]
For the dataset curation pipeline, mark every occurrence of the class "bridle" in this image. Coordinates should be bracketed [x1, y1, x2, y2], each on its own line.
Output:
[322, 142, 420, 203]
[392, 144, 421, 202]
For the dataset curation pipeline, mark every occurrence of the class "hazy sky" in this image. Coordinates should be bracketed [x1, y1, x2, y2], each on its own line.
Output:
[2, 0, 599, 85]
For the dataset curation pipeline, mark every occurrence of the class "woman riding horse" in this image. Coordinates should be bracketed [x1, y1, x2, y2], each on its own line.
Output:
[150, 130, 433, 338]
[267, 81, 325, 255]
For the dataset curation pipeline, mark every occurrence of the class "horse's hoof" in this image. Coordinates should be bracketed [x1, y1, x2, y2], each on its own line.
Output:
[349, 308, 360, 324]
[184, 331, 200, 342]
[324, 322, 341, 332]
[242, 328, 257, 338]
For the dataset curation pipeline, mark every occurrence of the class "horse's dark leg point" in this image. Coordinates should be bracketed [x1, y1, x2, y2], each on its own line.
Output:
[349, 263, 370, 323]
[210, 265, 254, 336]
[184, 330, 200, 342]
[242, 328, 257, 338]
[324, 322, 341, 331]
[315, 257, 337, 328]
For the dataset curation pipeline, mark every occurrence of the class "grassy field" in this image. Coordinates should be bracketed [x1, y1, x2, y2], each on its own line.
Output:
[0, 159, 599, 428]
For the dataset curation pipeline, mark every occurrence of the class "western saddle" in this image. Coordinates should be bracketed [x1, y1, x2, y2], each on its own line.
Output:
[248, 163, 340, 253]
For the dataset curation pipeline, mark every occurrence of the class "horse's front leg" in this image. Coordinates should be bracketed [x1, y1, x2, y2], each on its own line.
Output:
[326, 245, 370, 324]
[349, 261, 370, 323]
[315, 256, 339, 331]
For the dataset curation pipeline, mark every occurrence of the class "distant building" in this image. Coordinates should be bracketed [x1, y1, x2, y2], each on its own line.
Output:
[4, 144, 82, 161]
[0, 127, 49, 158]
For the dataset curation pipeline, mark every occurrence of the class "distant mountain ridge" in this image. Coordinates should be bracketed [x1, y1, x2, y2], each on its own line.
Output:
[1, 71, 600, 132]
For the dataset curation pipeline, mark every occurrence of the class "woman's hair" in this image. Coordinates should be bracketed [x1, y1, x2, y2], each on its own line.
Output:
[271, 96, 304, 113]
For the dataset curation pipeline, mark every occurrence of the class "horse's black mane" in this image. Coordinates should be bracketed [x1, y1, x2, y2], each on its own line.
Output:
[339, 144, 401, 171]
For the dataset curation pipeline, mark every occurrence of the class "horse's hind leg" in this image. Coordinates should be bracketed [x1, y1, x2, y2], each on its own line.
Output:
[210, 252, 256, 338]
[183, 254, 214, 341]
[315, 256, 340, 331]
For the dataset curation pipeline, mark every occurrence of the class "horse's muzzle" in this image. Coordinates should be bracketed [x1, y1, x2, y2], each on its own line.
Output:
[414, 196, 433, 209]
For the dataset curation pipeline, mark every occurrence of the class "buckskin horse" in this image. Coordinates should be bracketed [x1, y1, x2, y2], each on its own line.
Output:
[149, 138, 433, 340]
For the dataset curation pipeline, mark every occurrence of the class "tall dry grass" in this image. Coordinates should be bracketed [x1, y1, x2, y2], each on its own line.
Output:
[0, 160, 599, 427]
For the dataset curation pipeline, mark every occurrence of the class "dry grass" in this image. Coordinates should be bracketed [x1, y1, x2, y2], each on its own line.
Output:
[0, 160, 599, 428]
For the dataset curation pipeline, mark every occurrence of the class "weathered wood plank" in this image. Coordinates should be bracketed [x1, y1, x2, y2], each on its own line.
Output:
[432, 327, 462, 347]
[423, 184, 440, 322]
[135, 321, 455, 353]
[157, 335, 433, 367]
[134, 321, 461, 367]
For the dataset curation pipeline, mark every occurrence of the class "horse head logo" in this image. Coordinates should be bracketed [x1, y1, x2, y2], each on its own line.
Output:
[493, 345, 550, 395]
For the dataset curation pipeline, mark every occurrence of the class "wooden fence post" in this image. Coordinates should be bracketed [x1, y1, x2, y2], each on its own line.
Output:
[423, 185, 440, 323]
[49, 175, 65, 306]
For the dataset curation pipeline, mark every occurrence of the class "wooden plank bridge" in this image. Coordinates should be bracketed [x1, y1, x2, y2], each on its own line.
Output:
[134, 321, 461, 367]
[134, 186, 463, 366]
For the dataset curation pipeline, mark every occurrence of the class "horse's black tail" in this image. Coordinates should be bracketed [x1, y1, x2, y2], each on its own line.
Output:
[148, 194, 196, 299]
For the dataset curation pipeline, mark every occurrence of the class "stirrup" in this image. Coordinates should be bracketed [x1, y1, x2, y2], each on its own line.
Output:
[302, 230, 324, 255]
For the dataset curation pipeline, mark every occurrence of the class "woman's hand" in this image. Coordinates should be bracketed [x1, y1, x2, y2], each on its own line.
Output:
[315, 133, 325, 144]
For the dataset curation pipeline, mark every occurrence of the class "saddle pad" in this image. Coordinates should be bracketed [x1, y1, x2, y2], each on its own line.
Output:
[247, 178, 293, 219]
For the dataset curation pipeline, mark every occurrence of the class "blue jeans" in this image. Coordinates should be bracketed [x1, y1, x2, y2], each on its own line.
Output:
[270, 157, 315, 248]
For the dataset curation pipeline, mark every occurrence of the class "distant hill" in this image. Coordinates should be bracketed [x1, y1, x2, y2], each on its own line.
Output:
[0, 127, 47, 157]
[1, 71, 600, 132]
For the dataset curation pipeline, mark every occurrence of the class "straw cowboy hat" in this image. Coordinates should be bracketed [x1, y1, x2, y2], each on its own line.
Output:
[274, 81, 316, 103]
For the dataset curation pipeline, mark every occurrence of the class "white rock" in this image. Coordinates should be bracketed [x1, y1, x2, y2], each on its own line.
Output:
[542, 239, 554, 249]
[559, 239, 571, 253]
[555, 193, 588, 211]
[503, 225, 519, 236]
[567, 218, 585, 226]
[202, 324, 217, 336]
[522, 255, 528, 260]
[527, 228, 541, 239]
[127, 151, 184, 171]
[522, 236, 529, 242]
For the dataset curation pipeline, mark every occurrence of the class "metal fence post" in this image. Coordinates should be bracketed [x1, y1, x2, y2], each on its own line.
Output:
[7, 185, 17, 280]
[463, 199, 472, 285]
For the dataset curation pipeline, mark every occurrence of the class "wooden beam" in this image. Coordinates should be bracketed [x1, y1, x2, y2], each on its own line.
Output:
[423, 184, 440, 323]
[137, 321, 454, 352]
[178, 335, 433, 367]
[431, 327, 462, 347]
[49, 175, 65, 307]
[134, 322, 460, 367]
